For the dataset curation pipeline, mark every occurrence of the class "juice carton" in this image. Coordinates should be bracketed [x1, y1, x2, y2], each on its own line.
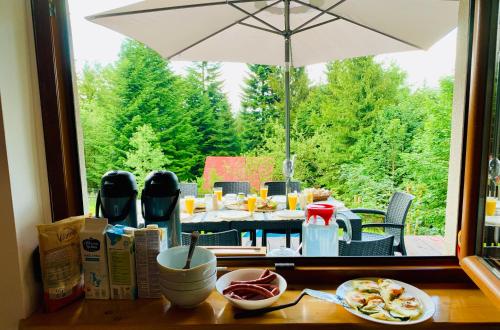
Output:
[135, 224, 165, 298]
[106, 225, 136, 299]
[80, 218, 110, 299]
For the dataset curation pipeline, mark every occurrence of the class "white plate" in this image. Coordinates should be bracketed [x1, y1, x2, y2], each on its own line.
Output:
[217, 210, 251, 220]
[275, 210, 305, 219]
[270, 195, 286, 204]
[336, 278, 435, 325]
[180, 213, 194, 221]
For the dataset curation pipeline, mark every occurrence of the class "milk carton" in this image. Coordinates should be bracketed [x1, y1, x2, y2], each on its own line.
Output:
[80, 218, 110, 299]
[106, 225, 136, 299]
[135, 224, 164, 298]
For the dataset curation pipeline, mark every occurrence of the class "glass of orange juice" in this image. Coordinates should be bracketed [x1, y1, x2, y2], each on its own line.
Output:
[260, 185, 268, 200]
[247, 194, 257, 215]
[486, 197, 497, 216]
[185, 195, 195, 216]
[306, 190, 314, 205]
[213, 187, 223, 201]
[288, 192, 298, 211]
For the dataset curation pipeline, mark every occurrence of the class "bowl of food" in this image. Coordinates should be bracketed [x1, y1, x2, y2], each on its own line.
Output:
[216, 269, 287, 310]
[311, 188, 331, 202]
[157, 246, 216, 283]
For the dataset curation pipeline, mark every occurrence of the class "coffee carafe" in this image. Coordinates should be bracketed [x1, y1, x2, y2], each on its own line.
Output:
[95, 170, 138, 228]
[302, 203, 352, 256]
[141, 171, 181, 248]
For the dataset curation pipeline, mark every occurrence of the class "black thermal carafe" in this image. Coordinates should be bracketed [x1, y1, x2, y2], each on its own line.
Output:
[95, 170, 138, 228]
[141, 170, 181, 247]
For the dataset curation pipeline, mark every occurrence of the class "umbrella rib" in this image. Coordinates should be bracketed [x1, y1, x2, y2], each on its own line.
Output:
[228, 3, 282, 33]
[239, 22, 283, 35]
[293, 0, 423, 49]
[291, 0, 346, 33]
[87, 0, 270, 20]
[292, 17, 340, 34]
[167, 0, 282, 59]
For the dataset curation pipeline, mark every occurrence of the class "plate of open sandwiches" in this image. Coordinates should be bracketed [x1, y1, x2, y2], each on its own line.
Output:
[336, 278, 435, 325]
[224, 198, 278, 212]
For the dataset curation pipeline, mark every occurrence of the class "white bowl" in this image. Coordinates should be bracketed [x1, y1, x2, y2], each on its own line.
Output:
[216, 269, 287, 310]
[157, 246, 216, 282]
[161, 277, 216, 308]
[160, 272, 217, 291]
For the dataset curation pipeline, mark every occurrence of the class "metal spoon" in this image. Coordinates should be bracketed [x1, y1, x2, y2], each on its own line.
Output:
[234, 289, 346, 319]
[183, 231, 200, 269]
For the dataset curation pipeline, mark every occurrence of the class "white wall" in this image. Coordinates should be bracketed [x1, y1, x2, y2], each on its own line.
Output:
[0, 0, 52, 329]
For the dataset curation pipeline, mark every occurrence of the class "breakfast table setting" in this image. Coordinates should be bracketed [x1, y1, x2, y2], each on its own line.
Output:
[180, 188, 362, 248]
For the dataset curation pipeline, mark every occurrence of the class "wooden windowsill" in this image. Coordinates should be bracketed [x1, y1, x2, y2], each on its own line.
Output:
[20, 282, 500, 330]
[460, 255, 500, 308]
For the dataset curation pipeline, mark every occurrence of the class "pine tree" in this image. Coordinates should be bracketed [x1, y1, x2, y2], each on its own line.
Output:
[113, 40, 199, 180]
[184, 62, 240, 175]
[238, 64, 280, 152]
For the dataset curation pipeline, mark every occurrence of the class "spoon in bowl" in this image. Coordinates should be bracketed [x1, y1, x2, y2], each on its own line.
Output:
[183, 231, 200, 269]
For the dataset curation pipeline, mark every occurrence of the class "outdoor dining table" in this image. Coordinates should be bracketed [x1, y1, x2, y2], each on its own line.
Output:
[181, 200, 361, 248]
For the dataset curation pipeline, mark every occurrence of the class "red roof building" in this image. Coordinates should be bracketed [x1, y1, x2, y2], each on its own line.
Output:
[202, 156, 275, 192]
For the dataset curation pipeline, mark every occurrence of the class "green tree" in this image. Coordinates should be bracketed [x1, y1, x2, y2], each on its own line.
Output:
[78, 63, 118, 191]
[125, 124, 169, 191]
[238, 64, 281, 152]
[184, 62, 240, 176]
[113, 40, 199, 180]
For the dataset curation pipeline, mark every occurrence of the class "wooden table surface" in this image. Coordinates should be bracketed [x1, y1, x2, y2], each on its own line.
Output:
[20, 282, 500, 330]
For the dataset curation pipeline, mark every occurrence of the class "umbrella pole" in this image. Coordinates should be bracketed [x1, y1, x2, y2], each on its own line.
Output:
[284, 0, 292, 202]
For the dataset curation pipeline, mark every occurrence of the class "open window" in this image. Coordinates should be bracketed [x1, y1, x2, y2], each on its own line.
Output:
[31, 0, 484, 271]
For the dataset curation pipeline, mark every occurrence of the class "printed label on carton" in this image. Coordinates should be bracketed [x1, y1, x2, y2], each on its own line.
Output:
[106, 225, 136, 299]
[80, 218, 110, 299]
[135, 226, 164, 298]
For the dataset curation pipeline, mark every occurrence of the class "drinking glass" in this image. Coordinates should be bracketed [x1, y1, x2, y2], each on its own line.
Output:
[299, 192, 308, 210]
[288, 192, 298, 211]
[247, 194, 257, 214]
[213, 187, 223, 201]
[306, 190, 314, 205]
[185, 195, 195, 216]
[204, 194, 213, 212]
[486, 197, 497, 216]
[260, 185, 268, 200]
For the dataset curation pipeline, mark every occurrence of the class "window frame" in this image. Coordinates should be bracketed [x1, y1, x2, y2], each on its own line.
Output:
[31, 0, 484, 273]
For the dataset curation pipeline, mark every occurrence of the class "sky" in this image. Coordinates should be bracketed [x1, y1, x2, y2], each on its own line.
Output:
[67, 0, 458, 113]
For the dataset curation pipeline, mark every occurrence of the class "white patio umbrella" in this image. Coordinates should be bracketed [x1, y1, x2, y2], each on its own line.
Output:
[88, 0, 458, 194]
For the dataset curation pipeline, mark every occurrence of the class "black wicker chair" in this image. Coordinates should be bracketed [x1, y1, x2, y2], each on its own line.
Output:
[213, 181, 250, 195]
[179, 182, 198, 198]
[339, 235, 394, 256]
[261, 181, 301, 246]
[351, 191, 415, 255]
[264, 181, 301, 196]
[181, 229, 240, 246]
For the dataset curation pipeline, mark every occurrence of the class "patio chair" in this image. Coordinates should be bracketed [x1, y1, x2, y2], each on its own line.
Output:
[181, 229, 240, 246]
[264, 181, 301, 196]
[351, 191, 415, 255]
[180, 182, 197, 198]
[213, 181, 250, 195]
[339, 235, 394, 256]
[260, 181, 301, 246]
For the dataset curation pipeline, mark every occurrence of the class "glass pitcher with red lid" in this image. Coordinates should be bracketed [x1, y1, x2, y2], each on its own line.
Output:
[302, 203, 352, 256]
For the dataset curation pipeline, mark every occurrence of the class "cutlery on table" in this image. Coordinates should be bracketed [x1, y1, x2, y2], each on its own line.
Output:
[234, 288, 347, 319]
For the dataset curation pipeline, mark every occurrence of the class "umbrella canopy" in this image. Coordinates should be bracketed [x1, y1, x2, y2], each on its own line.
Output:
[88, 0, 458, 66]
[88, 0, 458, 193]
